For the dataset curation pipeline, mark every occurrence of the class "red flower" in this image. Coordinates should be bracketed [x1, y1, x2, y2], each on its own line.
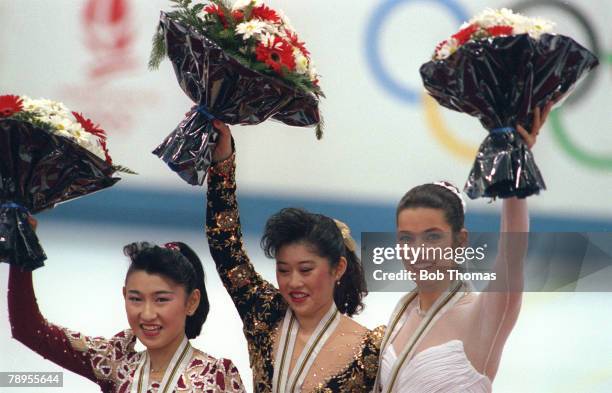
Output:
[99, 138, 113, 165]
[0, 95, 23, 118]
[231, 10, 244, 22]
[72, 112, 106, 139]
[204, 4, 228, 28]
[255, 36, 296, 74]
[452, 23, 479, 45]
[486, 25, 513, 37]
[72, 111, 112, 164]
[285, 29, 309, 57]
[251, 5, 281, 23]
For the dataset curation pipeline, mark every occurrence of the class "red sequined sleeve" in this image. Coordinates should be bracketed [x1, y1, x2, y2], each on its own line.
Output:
[8, 265, 99, 383]
[214, 358, 247, 393]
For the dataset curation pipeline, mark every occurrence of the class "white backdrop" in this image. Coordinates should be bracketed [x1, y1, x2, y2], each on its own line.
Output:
[1, 0, 612, 392]
[0, 0, 610, 217]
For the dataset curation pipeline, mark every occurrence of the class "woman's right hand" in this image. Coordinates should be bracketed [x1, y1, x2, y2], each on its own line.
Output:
[212, 120, 233, 163]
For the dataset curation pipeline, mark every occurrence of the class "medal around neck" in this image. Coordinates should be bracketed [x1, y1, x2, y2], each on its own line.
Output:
[131, 336, 193, 393]
[272, 304, 341, 393]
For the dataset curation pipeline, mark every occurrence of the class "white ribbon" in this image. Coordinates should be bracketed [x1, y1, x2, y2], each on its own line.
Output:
[130, 336, 193, 393]
[373, 281, 466, 393]
[272, 304, 341, 393]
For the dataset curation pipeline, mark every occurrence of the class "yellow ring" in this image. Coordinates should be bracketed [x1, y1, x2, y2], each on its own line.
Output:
[423, 92, 478, 161]
[554, 367, 612, 392]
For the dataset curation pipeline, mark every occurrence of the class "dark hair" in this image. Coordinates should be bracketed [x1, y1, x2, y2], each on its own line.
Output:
[396, 181, 465, 233]
[123, 242, 210, 339]
[260, 208, 367, 316]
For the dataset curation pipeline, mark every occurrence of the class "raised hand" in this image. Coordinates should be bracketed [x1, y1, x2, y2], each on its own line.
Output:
[516, 101, 554, 149]
[212, 120, 233, 163]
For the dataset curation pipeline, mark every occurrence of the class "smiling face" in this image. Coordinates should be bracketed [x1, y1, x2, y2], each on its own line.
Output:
[397, 207, 467, 286]
[275, 242, 346, 321]
[123, 271, 199, 352]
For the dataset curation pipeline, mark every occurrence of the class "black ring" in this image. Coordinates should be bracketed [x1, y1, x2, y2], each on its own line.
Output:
[510, 0, 602, 106]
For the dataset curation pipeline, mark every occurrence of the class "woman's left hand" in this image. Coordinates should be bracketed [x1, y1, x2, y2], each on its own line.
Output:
[516, 101, 554, 149]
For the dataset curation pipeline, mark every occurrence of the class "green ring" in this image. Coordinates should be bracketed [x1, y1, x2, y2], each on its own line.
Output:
[550, 109, 612, 169]
[549, 52, 612, 170]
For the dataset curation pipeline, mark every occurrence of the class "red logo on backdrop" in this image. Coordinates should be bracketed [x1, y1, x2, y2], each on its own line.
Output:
[83, 0, 137, 78]
[59, 0, 160, 136]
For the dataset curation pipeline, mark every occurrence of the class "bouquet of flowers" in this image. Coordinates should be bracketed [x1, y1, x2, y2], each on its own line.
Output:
[0, 94, 133, 270]
[420, 8, 599, 199]
[149, 0, 323, 185]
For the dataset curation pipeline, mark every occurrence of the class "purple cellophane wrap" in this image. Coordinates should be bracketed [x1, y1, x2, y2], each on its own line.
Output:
[153, 12, 321, 185]
[420, 33, 599, 199]
[0, 118, 119, 270]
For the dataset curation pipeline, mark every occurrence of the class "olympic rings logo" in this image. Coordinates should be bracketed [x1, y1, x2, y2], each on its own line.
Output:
[365, 0, 612, 169]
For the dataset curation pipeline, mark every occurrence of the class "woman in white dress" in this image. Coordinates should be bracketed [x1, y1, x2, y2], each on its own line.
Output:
[374, 103, 553, 393]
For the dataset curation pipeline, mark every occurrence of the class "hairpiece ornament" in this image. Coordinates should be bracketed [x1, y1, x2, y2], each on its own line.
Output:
[433, 181, 467, 213]
[164, 242, 180, 251]
[333, 219, 357, 253]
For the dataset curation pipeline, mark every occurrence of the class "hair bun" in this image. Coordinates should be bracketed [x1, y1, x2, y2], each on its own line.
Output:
[123, 241, 155, 259]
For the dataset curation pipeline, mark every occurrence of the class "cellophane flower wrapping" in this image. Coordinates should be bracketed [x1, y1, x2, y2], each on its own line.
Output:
[151, 1, 322, 186]
[0, 96, 126, 270]
[420, 9, 599, 199]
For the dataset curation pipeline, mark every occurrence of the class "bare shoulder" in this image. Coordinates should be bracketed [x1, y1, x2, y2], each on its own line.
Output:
[339, 315, 368, 337]
[339, 316, 386, 344]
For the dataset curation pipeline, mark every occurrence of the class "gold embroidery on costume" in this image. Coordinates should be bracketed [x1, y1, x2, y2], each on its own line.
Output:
[206, 153, 386, 392]
[62, 329, 245, 392]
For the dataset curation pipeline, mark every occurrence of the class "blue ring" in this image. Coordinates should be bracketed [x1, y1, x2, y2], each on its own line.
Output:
[365, 0, 469, 104]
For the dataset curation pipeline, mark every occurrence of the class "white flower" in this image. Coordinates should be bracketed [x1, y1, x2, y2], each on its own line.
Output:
[236, 20, 269, 40]
[17, 96, 108, 160]
[231, 0, 262, 12]
[468, 7, 554, 38]
[308, 65, 318, 83]
[437, 45, 452, 59]
[293, 49, 309, 74]
[258, 33, 282, 49]
[24, 97, 72, 120]
[20, 96, 37, 111]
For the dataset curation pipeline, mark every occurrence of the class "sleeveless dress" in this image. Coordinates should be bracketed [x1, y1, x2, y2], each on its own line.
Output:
[380, 340, 491, 393]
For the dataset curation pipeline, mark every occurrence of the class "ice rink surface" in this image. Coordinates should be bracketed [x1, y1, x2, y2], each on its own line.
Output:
[1, 221, 611, 393]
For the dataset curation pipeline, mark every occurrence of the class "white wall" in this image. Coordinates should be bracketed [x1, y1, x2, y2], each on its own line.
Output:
[1, 1, 611, 391]
[0, 0, 610, 217]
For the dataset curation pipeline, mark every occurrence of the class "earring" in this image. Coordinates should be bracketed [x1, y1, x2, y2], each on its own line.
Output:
[336, 280, 341, 286]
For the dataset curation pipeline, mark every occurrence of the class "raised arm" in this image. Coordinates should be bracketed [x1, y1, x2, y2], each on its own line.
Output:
[476, 103, 552, 378]
[8, 219, 137, 388]
[484, 102, 551, 295]
[8, 265, 99, 383]
[205, 122, 286, 332]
